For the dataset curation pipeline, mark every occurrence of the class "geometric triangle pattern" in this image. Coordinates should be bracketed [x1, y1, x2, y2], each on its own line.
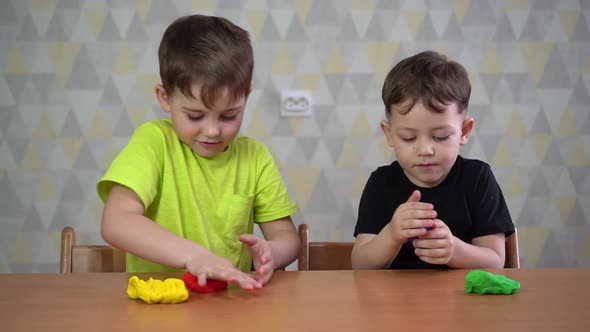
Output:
[1, 1, 589, 272]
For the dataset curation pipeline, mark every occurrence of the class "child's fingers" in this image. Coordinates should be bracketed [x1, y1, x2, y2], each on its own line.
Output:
[238, 234, 259, 246]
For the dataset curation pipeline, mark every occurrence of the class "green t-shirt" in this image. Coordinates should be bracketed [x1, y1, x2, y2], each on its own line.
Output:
[97, 119, 298, 272]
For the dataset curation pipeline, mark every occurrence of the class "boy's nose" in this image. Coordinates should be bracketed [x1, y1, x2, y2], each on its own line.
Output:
[204, 122, 221, 137]
[416, 139, 434, 155]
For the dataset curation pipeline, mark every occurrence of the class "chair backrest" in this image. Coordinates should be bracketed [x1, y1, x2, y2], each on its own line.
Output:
[298, 224, 520, 270]
[60, 227, 126, 273]
[298, 224, 354, 270]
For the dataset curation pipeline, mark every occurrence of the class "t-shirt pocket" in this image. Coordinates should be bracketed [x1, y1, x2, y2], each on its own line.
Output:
[219, 194, 254, 266]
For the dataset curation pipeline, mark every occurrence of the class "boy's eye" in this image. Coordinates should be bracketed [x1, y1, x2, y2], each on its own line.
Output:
[221, 115, 237, 121]
[400, 137, 415, 142]
[433, 135, 450, 141]
[187, 115, 203, 121]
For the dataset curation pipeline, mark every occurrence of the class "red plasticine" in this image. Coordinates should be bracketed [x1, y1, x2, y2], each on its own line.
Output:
[182, 272, 228, 293]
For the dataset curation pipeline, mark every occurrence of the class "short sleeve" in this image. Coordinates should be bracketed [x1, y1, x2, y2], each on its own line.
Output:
[97, 122, 164, 208]
[252, 143, 298, 223]
[469, 164, 514, 238]
[354, 172, 390, 236]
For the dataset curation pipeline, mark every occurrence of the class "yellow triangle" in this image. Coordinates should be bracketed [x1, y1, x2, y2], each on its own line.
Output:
[134, 0, 152, 21]
[350, 111, 373, 137]
[246, 110, 270, 137]
[21, 142, 43, 169]
[246, 11, 267, 38]
[366, 42, 400, 85]
[101, 141, 120, 168]
[47, 42, 82, 85]
[325, 47, 348, 74]
[127, 106, 150, 127]
[87, 110, 112, 138]
[293, 0, 313, 24]
[507, 0, 528, 10]
[5, 47, 29, 74]
[450, 0, 471, 23]
[351, 174, 369, 199]
[555, 196, 576, 224]
[504, 168, 524, 196]
[297, 74, 321, 91]
[140, 74, 160, 101]
[531, 136, 551, 161]
[559, 11, 579, 39]
[10, 234, 33, 264]
[60, 137, 83, 164]
[351, 0, 374, 9]
[336, 140, 360, 168]
[113, 46, 136, 73]
[491, 140, 512, 166]
[284, 168, 320, 210]
[192, 0, 216, 9]
[520, 227, 550, 267]
[33, 112, 57, 138]
[480, 47, 503, 73]
[288, 117, 303, 135]
[556, 110, 578, 137]
[567, 139, 590, 166]
[272, 47, 295, 73]
[85, 9, 108, 38]
[31, 0, 55, 9]
[505, 110, 527, 136]
[36, 171, 57, 200]
[403, 10, 426, 38]
[520, 42, 555, 84]
[578, 231, 590, 257]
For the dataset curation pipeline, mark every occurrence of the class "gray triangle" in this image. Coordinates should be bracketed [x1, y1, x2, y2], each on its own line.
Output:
[491, 79, 514, 103]
[442, 14, 464, 41]
[3, 136, 29, 165]
[60, 173, 86, 200]
[336, 14, 360, 42]
[313, 105, 335, 132]
[529, 172, 551, 196]
[493, 14, 516, 41]
[5, 112, 29, 138]
[49, 200, 80, 231]
[217, 0, 243, 9]
[0, 176, 24, 217]
[212, 9, 241, 24]
[529, 109, 552, 135]
[531, 0, 557, 9]
[9, 265, 34, 273]
[479, 74, 502, 102]
[284, 142, 308, 167]
[348, 74, 375, 104]
[324, 74, 347, 104]
[336, 79, 360, 104]
[568, 166, 589, 194]
[0, 0, 17, 25]
[259, 14, 282, 41]
[462, 0, 496, 26]
[580, 114, 590, 135]
[33, 139, 57, 167]
[59, 110, 83, 137]
[305, 0, 340, 26]
[517, 78, 539, 103]
[99, 77, 123, 106]
[99, 12, 122, 41]
[297, 137, 320, 160]
[31, 74, 56, 103]
[536, 232, 565, 267]
[65, 47, 101, 89]
[520, 13, 552, 41]
[272, 118, 294, 135]
[19, 78, 42, 105]
[349, 137, 373, 161]
[4, 74, 27, 105]
[0, 106, 15, 134]
[504, 73, 528, 101]
[568, 78, 590, 105]
[285, 14, 309, 42]
[22, 206, 45, 232]
[323, 137, 346, 161]
[515, 198, 538, 226]
[73, 142, 98, 169]
[538, 49, 573, 88]
[145, 0, 179, 25]
[376, 0, 401, 9]
[306, 173, 341, 213]
[416, 14, 438, 41]
[567, 201, 588, 226]
[45, 11, 71, 41]
[18, 13, 41, 40]
[112, 108, 135, 137]
[478, 135, 501, 161]
[285, 43, 307, 68]
[125, 13, 149, 41]
[57, 0, 81, 8]
[363, 11, 389, 41]
[542, 140, 565, 165]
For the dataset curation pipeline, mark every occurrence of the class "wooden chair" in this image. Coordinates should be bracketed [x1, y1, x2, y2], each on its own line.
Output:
[297, 224, 520, 270]
[60, 227, 126, 273]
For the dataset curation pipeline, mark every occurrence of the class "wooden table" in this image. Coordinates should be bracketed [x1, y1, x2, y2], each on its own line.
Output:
[1, 269, 588, 332]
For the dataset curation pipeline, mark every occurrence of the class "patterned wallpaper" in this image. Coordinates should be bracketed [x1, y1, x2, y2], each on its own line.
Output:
[1, 0, 590, 272]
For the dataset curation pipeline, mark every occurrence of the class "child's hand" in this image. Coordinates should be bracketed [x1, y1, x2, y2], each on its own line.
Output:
[185, 253, 262, 290]
[387, 190, 436, 244]
[413, 219, 454, 265]
[238, 234, 274, 285]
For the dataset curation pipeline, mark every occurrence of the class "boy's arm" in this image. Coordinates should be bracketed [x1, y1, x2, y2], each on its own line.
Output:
[101, 184, 261, 288]
[257, 217, 300, 269]
[352, 228, 403, 269]
[446, 233, 506, 268]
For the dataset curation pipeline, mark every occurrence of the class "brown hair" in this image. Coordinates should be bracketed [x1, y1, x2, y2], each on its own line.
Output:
[381, 50, 471, 117]
[158, 14, 253, 108]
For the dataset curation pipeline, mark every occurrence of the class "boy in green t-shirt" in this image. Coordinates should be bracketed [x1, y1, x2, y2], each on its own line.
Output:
[97, 14, 300, 290]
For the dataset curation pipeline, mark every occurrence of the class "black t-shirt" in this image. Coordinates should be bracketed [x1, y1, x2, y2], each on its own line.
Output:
[354, 156, 515, 269]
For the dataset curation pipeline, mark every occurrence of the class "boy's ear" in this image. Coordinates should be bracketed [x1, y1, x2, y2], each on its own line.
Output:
[460, 117, 475, 145]
[155, 84, 171, 113]
[380, 119, 395, 148]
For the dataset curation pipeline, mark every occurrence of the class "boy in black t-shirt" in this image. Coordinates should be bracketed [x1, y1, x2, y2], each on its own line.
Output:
[352, 51, 514, 270]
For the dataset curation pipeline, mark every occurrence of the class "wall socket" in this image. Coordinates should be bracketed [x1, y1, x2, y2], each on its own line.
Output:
[281, 90, 313, 117]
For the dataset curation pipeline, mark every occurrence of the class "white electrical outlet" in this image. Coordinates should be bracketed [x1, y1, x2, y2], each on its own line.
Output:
[281, 90, 313, 117]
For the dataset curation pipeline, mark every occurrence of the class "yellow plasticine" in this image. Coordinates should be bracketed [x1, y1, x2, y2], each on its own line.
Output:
[127, 276, 189, 304]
